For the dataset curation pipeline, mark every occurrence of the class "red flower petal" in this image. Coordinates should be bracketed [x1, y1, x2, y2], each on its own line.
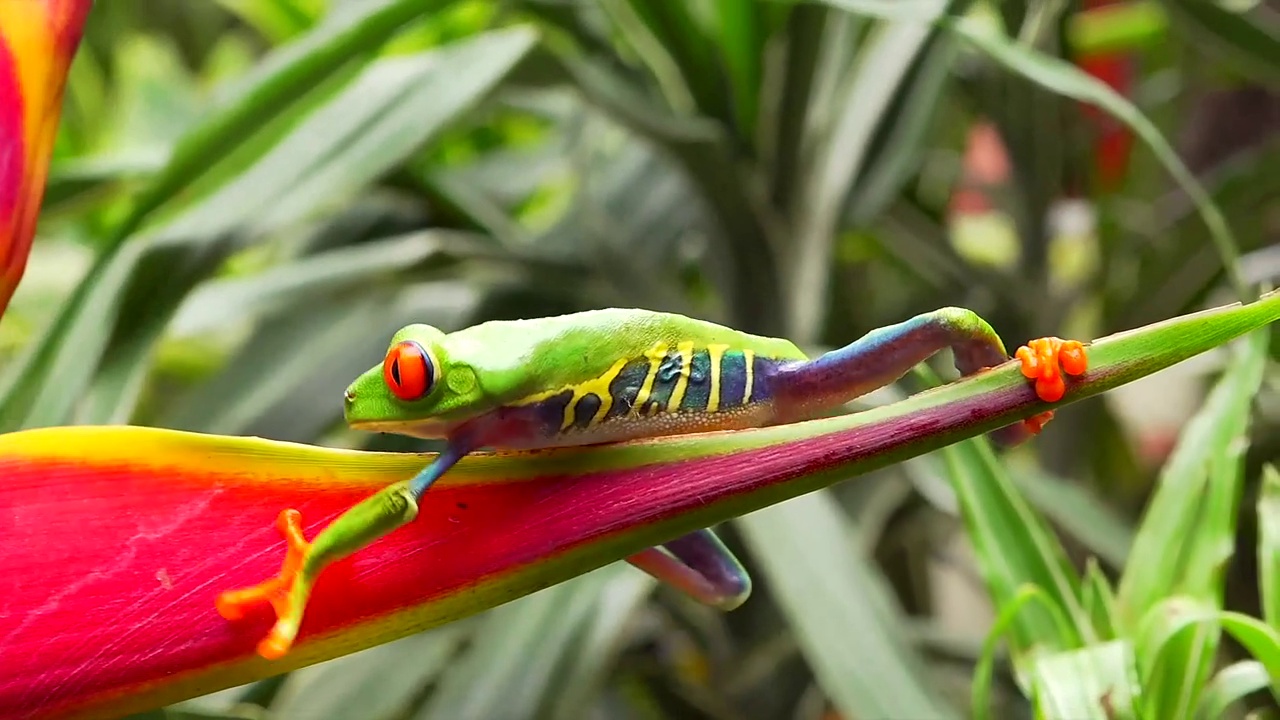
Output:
[0, 0, 92, 316]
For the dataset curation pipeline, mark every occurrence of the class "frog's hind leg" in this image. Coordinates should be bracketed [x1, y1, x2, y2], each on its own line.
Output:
[771, 307, 1087, 446]
[626, 528, 751, 610]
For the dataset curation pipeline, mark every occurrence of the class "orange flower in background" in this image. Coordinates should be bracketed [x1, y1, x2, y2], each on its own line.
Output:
[0, 0, 92, 318]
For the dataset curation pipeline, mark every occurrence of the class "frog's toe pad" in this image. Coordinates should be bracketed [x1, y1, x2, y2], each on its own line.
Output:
[215, 508, 313, 659]
[1014, 337, 1088, 403]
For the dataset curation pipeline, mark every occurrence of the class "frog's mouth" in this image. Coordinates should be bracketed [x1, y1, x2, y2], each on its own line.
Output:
[345, 418, 452, 439]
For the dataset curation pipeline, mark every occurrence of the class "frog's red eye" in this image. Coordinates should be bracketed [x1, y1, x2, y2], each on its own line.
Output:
[383, 340, 435, 401]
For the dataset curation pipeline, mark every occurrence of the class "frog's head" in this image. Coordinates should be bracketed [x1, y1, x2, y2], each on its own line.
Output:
[343, 324, 484, 438]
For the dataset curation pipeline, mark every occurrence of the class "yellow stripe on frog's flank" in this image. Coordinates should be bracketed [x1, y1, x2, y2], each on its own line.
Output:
[557, 358, 629, 430]
[666, 341, 695, 412]
[706, 344, 728, 412]
[582, 358, 629, 427]
[629, 342, 669, 417]
[743, 349, 755, 405]
[508, 358, 630, 431]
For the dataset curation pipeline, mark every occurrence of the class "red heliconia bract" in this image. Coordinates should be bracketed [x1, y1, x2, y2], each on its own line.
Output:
[0, 0, 93, 318]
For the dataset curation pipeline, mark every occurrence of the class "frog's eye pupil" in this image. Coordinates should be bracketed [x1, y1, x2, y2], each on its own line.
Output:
[383, 341, 434, 401]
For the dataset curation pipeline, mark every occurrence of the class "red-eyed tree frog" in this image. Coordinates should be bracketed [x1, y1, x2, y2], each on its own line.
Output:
[216, 307, 1086, 658]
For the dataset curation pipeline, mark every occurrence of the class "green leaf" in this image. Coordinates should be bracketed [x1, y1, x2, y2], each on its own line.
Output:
[1124, 332, 1266, 718]
[0, 0, 442, 428]
[971, 584, 1077, 720]
[818, 0, 1251, 301]
[543, 571, 658, 718]
[1137, 599, 1280, 711]
[544, 54, 782, 332]
[615, 0, 730, 123]
[1259, 464, 1280, 630]
[414, 565, 652, 720]
[1013, 467, 1134, 569]
[736, 491, 957, 720]
[1029, 640, 1142, 720]
[163, 27, 539, 240]
[142, 0, 456, 249]
[934, 423, 1088, 656]
[1117, 330, 1269, 629]
[2, 27, 538, 430]
[786, 0, 947, 341]
[843, 25, 960, 225]
[764, 2, 830, 215]
[1217, 612, 1280, 692]
[1141, 610, 1219, 720]
[267, 623, 470, 720]
[711, 0, 764, 139]
[212, 0, 320, 43]
[1163, 0, 1280, 84]
[167, 231, 487, 338]
[1196, 660, 1273, 720]
[162, 284, 478, 441]
[1081, 559, 1118, 642]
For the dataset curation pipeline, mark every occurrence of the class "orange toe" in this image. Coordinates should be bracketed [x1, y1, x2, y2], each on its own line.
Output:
[1021, 410, 1055, 435]
[1015, 337, 1088, 403]
[258, 629, 294, 660]
[215, 508, 313, 658]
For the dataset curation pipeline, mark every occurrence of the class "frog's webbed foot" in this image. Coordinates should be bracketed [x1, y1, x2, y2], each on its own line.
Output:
[216, 509, 316, 659]
[216, 480, 422, 659]
[627, 528, 751, 610]
[1015, 337, 1088, 403]
[1002, 336, 1088, 438]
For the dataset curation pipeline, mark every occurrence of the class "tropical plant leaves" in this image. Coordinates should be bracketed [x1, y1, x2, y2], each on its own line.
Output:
[737, 492, 957, 719]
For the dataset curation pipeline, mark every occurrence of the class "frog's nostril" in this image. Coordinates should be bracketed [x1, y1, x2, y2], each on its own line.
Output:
[343, 388, 355, 404]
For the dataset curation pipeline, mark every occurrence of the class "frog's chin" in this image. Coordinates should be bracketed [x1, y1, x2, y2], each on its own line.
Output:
[346, 418, 452, 439]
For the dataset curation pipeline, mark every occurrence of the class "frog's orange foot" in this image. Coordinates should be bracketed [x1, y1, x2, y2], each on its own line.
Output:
[1021, 410, 1056, 435]
[1014, 337, 1088, 403]
[215, 508, 312, 659]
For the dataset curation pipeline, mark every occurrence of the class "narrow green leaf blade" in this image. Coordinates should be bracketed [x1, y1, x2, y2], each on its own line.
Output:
[268, 623, 470, 720]
[712, 0, 764, 139]
[786, 0, 946, 341]
[1029, 640, 1142, 720]
[1196, 660, 1273, 720]
[7, 28, 537, 431]
[1117, 330, 1269, 628]
[972, 585, 1077, 720]
[936, 430, 1088, 655]
[415, 566, 647, 720]
[1081, 559, 1119, 642]
[544, 571, 657, 718]
[737, 491, 958, 720]
[1259, 464, 1280, 629]
[1164, 0, 1280, 84]
[0, 0, 443, 427]
[1014, 468, 1134, 569]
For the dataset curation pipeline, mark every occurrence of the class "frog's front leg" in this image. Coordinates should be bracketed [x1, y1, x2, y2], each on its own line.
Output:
[627, 528, 751, 609]
[216, 444, 469, 659]
[771, 307, 1087, 445]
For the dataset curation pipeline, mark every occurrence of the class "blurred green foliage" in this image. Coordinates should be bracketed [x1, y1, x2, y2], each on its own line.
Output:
[4, 0, 1278, 718]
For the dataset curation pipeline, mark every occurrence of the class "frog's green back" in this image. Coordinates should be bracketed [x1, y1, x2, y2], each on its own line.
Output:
[447, 308, 805, 404]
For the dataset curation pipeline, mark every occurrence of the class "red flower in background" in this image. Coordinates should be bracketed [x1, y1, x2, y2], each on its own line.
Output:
[0, 0, 92, 317]
[1074, 0, 1139, 192]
